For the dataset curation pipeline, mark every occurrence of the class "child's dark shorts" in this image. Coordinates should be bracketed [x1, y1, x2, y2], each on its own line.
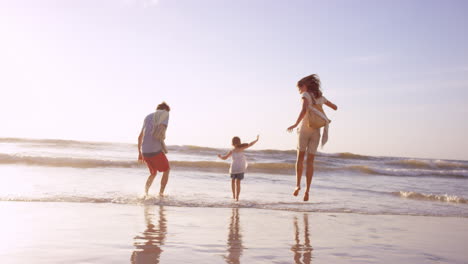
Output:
[230, 173, 244, 180]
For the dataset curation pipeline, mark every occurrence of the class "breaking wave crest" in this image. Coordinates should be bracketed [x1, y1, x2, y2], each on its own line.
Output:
[2, 194, 464, 216]
[325, 152, 373, 160]
[387, 159, 468, 170]
[394, 191, 467, 204]
[347, 165, 468, 178]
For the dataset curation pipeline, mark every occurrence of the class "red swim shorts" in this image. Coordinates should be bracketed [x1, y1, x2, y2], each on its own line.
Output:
[143, 152, 170, 174]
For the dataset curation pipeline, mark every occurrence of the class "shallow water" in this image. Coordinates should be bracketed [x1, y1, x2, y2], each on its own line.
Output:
[1, 138, 467, 217]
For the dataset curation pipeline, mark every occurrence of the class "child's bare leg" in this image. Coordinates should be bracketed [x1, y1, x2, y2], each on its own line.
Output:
[294, 151, 305, 196]
[145, 173, 157, 196]
[159, 169, 170, 195]
[231, 179, 236, 199]
[303, 153, 315, 201]
[235, 179, 241, 201]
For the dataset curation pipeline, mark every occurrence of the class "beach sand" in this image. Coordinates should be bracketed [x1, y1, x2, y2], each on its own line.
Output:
[0, 201, 466, 264]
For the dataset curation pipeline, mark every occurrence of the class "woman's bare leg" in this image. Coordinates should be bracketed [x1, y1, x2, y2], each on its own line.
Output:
[294, 151, 306, 196]
[303, 153, 315, 201]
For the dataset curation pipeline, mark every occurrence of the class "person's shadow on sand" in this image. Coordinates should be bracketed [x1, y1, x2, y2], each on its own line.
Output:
[131, 205, 167, 264]
[224, 208, 243, 264]
[291, 213, 313, 264]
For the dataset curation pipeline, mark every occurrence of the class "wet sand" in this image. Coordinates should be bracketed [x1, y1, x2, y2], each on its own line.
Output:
[0, 201, 467, 264]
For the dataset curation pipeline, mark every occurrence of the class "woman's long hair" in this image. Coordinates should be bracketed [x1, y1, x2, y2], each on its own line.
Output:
[297, 74, 322, 99]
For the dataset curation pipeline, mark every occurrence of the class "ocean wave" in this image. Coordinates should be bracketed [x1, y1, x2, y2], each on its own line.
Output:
[0, 195, 310, 209]
[387, 159, 468, 170]
[393, 191, 468, 204]
[169, 146, 300, 158]
[0, 137, 132, 150]
[168, 148, 370, 161]
[171, 161, 294, 173]
[347, 165, 468, 178]
[2, 153, 467, 178]
[169, 145, 222, 153]
[0, 138, 378, 161]
[324, 152, 373, 160]
[2, 195, 466, 217]
[252, 149, 297, 155]
[0, 153, 294, 173]
[0, 153, 140, 168]
[0, 137, 121, 146]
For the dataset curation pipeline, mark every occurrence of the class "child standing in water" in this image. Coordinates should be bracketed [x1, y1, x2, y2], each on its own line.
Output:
[218, 135, 259, 201]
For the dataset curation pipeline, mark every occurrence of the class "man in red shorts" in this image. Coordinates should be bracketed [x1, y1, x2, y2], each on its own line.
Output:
[138, 102, 171, 196]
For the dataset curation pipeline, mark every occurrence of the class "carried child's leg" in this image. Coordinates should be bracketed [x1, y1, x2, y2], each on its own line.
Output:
[235, 179, 241, 201]
[231, 179, 236, 199]
[294, 151, 306, 196]
[145, 173, 157, 196]
[303, 153, 315, 201]
[159, 169, 170, 195]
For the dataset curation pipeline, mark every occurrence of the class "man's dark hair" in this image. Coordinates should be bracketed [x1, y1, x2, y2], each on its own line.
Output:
[156, 102, 170, 111]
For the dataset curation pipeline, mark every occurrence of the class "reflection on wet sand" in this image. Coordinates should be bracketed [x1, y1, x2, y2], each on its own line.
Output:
[291, 214, 313, 264]
[131, 205, 167, 264]
[224, 208, 243, 264]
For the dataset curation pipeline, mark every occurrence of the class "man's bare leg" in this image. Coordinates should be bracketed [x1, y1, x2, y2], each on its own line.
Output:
[145, 173, 157, 196]
[159, 169, 170, 195]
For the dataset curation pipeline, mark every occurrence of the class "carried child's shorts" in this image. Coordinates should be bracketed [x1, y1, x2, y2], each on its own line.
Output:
[230, 173, 244, 180]
[143, 152, 170, 174]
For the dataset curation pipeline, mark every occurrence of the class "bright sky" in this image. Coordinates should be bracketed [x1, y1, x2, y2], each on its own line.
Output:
[1, 0, 467, 160]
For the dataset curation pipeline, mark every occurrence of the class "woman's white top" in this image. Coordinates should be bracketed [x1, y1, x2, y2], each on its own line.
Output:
[230, 150, 248, 174]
